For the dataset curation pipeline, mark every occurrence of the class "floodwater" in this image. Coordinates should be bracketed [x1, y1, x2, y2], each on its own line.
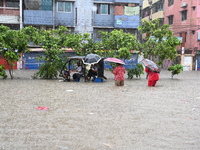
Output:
[0, 70, 200, 150]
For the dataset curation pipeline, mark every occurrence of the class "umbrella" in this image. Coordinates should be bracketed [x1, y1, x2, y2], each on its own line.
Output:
[82, 53, 101, 65]
[104, 58, 125, 65]
[142, 59, 160, 73]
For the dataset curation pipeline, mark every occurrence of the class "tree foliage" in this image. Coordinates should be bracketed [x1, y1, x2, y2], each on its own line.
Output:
[64, 33, 100, 56]
[98, 29, 137, 59]
[0, 25, 30, 79]
[127, 63, 144, 79]
[0, 65, 7, 79]
[33, 26, 70, 79]
[138, 19, 181, 65]
[168, 64, 183, 78]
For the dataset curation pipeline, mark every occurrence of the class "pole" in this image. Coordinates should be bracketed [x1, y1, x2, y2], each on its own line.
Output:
[20, 0, 23, 29]
[53, 0, 55, 29]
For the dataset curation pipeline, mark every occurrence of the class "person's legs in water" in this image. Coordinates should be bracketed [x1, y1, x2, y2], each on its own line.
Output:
[115, 80, 121, 86]
[148, 80, 153, 86]
[152, 80, 157, 86]
[120, 80, 124, 86]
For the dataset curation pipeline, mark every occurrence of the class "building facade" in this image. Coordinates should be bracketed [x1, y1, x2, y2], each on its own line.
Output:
[142, 0, 200, 70]
[142, 0, 164, 25]
[164, 0, 200, 70]
[0, 0, 21, 29]
[23, 0, 142, 41]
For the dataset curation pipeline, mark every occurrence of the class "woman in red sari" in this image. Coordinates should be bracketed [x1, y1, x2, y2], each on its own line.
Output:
[112, 63, 126, 86]
[145, 67, 159, 86]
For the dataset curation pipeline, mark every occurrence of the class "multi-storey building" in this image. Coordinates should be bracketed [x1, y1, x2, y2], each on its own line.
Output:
[142, 0, 164, 25]
[0, 0, 21, 29]
[164, 0, 200, 70]
[23, 0, 142, 41]
[142, 0, 200, 70]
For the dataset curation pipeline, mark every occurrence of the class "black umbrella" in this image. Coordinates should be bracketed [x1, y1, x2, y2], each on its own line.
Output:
[82, 53, 101, 65]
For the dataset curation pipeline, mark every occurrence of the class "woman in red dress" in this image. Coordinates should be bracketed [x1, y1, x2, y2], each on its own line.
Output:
[145, 67, 159, 86]
[112, 63, 126, 86]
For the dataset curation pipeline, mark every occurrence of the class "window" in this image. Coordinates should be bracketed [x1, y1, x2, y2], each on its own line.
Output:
[6, 0, 19, 8]
[168, 0, 174, 6]
[58, 2, 72, 12]
[181, 10, 187, 21]
[97, 4, 110, 15]
[192, 6, 196, 11]
[168, 15, 173, 25]
[152, 1, 164, 14]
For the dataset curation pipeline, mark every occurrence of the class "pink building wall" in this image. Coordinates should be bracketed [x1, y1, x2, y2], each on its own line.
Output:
[164, 0, 200, 54]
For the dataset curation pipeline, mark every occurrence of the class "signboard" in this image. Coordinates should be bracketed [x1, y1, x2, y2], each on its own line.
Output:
[150, 36, 182, 43]
[197, 31, 200, 41]
[184, 56, 192, 65]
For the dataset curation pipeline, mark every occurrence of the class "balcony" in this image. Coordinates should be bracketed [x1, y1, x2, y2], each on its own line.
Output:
[115, 0, 141, 3]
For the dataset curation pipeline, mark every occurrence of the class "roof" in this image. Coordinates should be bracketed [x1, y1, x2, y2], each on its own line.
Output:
[28, 48, 74, 52]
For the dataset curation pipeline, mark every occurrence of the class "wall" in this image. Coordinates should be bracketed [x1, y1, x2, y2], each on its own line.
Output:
[24, 10, 52, 25]
[114, 15, 140, 28]
[74, 0, 94, 34]
[93, 3, 114, 27]
[54, 2, 75, 27]
[164, 0, 199, 52]
[0, 15, 19, 24]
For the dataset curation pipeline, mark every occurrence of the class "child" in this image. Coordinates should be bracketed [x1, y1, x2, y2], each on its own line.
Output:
[112, 63, 126, 86]
[145, 67, 159, 86]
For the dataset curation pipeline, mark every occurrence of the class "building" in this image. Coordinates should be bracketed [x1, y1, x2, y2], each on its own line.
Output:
[0, 0, 21, 29]
[142, 0, 164, 25]
[1, 0, 142, 70]
[142, 0, 200, 70]
[23, 0, 142, 41]
[164, 0, 200, 70]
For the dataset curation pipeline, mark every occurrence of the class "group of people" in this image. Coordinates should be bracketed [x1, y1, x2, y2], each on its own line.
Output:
[112, 63, 159, 87]
[71, 61, 160, 87]
[72, 62, 99, 82]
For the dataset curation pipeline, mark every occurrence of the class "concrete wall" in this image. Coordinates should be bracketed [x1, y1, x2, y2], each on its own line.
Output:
[74, 0, 94, 34]
[54, 2, 75, 27]
[24, 10, 53, 25]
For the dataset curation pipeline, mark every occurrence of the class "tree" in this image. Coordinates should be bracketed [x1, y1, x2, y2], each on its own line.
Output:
[0, 25, 30, 79]
[168, 64, 183, 78]
[98, 29, 138, 59]
[64, 33, 100, 56]
[33, 26, 70, 79]
[138, 19, 181, 66]
[0, 65, 7, 79]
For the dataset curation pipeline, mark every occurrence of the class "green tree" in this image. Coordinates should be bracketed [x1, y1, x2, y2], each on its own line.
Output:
[98, 29, 137, 59]
[64, 33, 100, 56]
[0, 65, 7, 79]
[34, 26, 70, 79]
[138, 19, 181, 65]
[168, 64, 183, 78]
[0, 25, 30, 79]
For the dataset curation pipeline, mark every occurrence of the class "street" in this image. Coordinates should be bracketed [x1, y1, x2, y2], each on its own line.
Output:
[0, 70, 200, 149]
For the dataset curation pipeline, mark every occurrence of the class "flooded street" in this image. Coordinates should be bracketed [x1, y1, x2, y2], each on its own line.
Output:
[0, 70, 200, 149]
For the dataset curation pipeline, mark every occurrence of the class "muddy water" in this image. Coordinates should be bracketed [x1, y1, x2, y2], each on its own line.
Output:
[0, 70, 200, 149]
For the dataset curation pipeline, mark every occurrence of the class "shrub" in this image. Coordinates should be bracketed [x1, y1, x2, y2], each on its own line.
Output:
[168, 64, 183, 78]
[127, 63, 144, 79]
[0, 65, 7, 79]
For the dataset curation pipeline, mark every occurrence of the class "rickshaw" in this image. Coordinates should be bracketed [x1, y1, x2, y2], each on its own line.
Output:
[59, 55, 106, 82]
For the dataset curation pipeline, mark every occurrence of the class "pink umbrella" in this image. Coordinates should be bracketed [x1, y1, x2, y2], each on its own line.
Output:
[104, 58, 125, 65]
